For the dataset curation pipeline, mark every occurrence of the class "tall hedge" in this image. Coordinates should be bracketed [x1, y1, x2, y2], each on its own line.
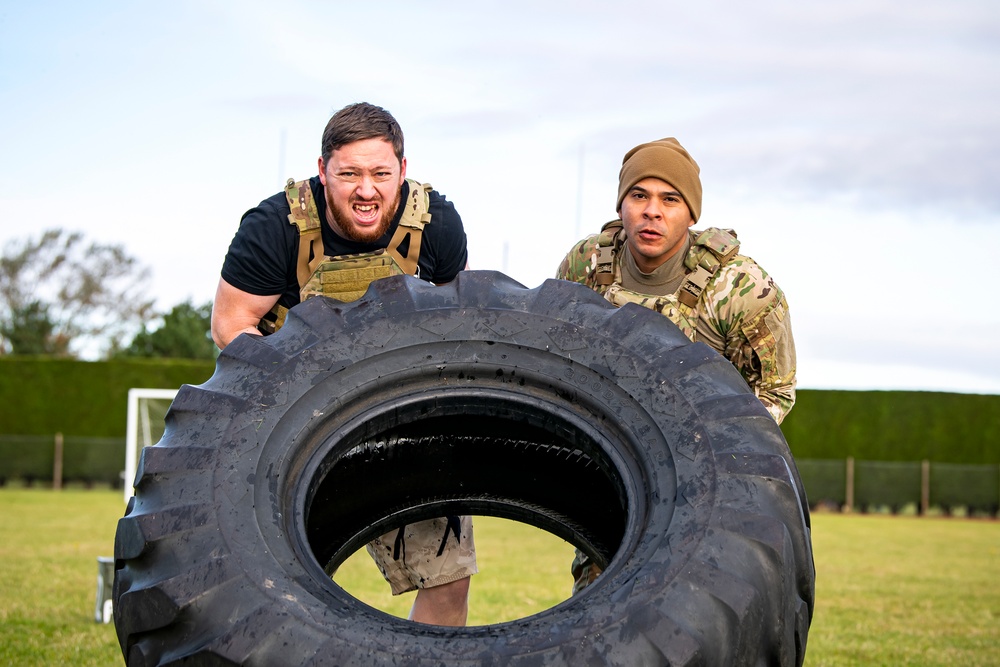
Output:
[0, 359, 997, 465]
[781, 389, 1000, 464]
[0, 357, 214, 437]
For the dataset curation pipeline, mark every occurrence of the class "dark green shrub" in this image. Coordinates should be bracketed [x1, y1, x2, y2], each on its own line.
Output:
[782, 390, 1000, 464]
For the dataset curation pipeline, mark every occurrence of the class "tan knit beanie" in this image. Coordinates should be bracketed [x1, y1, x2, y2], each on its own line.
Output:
[616, 137, 702, 221]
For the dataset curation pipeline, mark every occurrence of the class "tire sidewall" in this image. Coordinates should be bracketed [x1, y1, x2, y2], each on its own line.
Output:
[208, 303, 724, 658]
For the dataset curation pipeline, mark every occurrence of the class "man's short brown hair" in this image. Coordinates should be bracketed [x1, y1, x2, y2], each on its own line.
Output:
[320, 102, 404, 164]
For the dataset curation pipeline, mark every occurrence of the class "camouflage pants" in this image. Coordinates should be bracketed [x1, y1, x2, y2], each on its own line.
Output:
[367, 516, 478, 595]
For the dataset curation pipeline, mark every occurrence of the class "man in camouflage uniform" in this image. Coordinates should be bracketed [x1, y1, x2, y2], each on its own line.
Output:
[556, 137, 797, 593]
[212, 102, 475, 626]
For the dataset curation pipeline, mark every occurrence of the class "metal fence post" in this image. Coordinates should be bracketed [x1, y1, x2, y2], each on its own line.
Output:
[920, 460, 930, 516]
[845, 456, 855, 513]
[53, 432, 64, 491]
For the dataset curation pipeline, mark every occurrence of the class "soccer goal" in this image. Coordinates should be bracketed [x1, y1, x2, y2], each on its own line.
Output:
[124, 388, 179, 502]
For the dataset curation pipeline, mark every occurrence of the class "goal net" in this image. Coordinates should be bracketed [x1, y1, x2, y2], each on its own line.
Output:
[124, 388, 178, 502]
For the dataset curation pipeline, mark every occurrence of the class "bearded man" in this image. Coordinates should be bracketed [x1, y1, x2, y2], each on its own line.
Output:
[211, 102, 473, 626]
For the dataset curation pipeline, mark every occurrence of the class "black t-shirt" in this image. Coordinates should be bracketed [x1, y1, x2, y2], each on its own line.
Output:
[221, 177, 468, 309]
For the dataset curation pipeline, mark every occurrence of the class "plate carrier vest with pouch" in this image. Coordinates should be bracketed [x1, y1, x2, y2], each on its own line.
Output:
[257, 177, 433, 335]
[589, 220, 740, 340]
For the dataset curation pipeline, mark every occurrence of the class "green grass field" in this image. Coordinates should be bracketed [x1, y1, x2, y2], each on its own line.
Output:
[0, 489, 997, 666]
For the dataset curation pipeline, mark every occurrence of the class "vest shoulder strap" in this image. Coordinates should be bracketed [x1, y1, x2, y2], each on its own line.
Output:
[282, 178, 434, 289]
[284, 178, 325, 290]
[386, 179, 433, 276]
[684, 227, 740, 272]
[677, 227, 741, 307]
[593, 220, 624, 286]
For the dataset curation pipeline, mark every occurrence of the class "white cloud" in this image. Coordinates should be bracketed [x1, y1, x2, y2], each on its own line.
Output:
[1, 0, 998, 394]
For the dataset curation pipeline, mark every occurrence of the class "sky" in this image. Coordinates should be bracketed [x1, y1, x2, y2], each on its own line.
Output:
[2, 0, 999, 394]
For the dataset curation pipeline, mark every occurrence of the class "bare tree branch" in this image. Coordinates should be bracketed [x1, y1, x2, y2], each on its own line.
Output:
[0, 229, 156, 357]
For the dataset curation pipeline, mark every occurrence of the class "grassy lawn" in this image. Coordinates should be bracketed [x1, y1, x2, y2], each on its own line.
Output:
[0, 488, 122, 666]
[0, 488, 997, 665]
[806, 512, 999, 666]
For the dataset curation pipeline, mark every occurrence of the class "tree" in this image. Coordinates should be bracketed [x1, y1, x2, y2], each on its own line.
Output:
[0, 300, 69, 355]
[0, 229, 155, 357]
[116, 300, 217, 360]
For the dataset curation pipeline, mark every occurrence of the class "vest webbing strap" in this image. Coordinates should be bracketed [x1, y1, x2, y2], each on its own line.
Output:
[257, 178, 433, 336]
[284, 178, 432, 291]
[385, 180, 433, 276]
[593, 221, 740, 306]
[677, 265, 715, 307]
[594, 246, 615, 286]
[593, 220, 623, 287]
[297, 233, 323, 291]
[677, 227, 740, 306]
[285, 178, 325, 289]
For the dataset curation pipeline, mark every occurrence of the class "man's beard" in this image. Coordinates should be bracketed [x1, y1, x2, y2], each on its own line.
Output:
[328, 188, 401, 243]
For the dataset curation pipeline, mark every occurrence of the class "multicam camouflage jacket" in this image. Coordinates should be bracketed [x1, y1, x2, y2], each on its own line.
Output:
[556, 222, 796, 423]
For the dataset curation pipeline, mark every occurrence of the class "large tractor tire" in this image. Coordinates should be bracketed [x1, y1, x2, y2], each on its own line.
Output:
[113, 271, 814, 666]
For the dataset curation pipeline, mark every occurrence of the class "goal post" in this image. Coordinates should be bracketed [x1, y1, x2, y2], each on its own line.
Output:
[124, 388, 179, 502]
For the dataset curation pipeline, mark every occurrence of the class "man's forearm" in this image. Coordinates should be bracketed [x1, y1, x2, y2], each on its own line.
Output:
[211, 278, 280, 350]
[212, 322, 262, 350]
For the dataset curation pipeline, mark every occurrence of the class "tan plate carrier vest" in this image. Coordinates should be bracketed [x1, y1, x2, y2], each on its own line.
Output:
[257, 178, 433, 335]
[591, 220, 740, 339]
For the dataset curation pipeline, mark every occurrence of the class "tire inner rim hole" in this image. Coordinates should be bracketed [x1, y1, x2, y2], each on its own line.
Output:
[302, 398, 630, 591]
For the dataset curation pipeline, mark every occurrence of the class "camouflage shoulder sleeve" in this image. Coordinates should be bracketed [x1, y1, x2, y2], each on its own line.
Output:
[556, 235, 601, 284]
[700, 255, 797, 423]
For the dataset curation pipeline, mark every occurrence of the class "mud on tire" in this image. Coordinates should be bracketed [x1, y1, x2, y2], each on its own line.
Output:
[113, 271, 815, 666]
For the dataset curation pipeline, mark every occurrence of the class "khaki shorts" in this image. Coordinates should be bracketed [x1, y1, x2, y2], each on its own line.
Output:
[366, 516, 478, 595]
[570, 547, 602, 595]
